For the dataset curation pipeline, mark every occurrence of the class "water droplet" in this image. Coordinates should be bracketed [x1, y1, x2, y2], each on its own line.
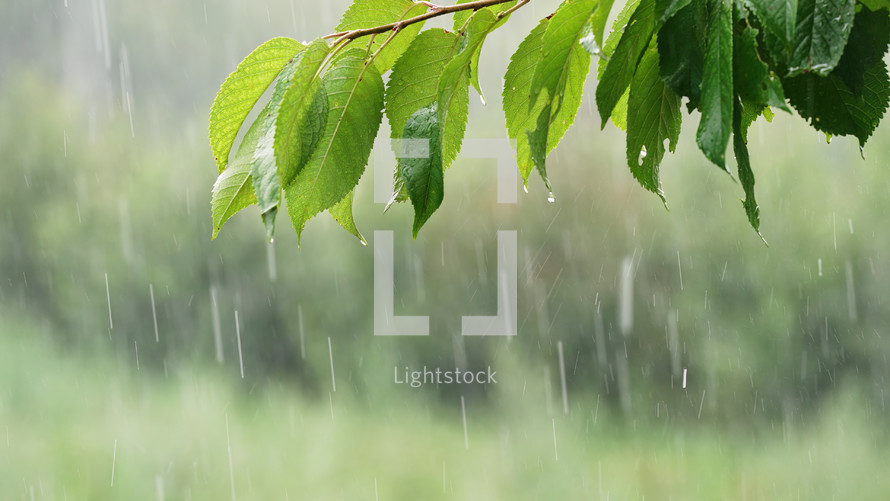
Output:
[547, 192, 556, 203]
[479, 94, 486, 105]
[523, 184, 529, 194]
[637, 145, 647, 164]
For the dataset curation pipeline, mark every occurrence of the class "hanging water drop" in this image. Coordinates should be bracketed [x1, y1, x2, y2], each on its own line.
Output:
[547, 192, 556, 203]
[638, 145, 647, 164]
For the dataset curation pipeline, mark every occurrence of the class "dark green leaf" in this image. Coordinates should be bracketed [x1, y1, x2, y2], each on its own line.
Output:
[398, 104, 444, 238]
[285, 49, 384, 241]
[745, 0, 797, 53]
[696, 0, 733, 170]
[209, 37, 303, 172]
[626, 42, 682, 201]
[832, 7, 890, 94]
[783, 61, 890, 146]
[787, 0, 855, 76]
[733, 25, 789, 110]
[336, 0, 427, 72]
[655, 0, 692, 25]
[596, 0, 656, 127]
[732, 98, 764, 237]
[658, 1, 706, 109]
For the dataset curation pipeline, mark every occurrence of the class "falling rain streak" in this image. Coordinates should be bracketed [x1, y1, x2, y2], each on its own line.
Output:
[235, 310, 244, 379]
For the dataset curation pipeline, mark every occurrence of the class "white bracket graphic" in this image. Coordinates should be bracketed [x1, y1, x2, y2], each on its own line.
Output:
[373, 138, 518, 336]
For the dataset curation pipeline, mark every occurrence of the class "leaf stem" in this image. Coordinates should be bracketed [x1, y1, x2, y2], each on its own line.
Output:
[322, 0, 528, 41]
[497, 0, 529, 19]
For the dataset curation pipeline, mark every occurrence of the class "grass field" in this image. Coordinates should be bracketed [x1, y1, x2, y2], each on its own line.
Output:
[1, 322, 888, 501]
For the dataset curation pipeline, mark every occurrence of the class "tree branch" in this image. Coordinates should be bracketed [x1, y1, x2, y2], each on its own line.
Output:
[322, 0, 528, 41]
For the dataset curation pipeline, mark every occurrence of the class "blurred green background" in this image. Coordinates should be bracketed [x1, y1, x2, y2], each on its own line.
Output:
[2, 0, 890, 499]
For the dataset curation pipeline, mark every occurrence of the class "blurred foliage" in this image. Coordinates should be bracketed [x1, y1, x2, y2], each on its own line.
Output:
[1, 0, 890, 497]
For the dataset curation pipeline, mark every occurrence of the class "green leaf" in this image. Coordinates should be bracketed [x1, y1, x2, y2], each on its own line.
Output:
[209, 37, 303, 172]
[860, 0, 890, 11]
[783, 61, 890, 146]
[655, 0, 692, 25]
[274, 39, 330, 187]
[386, 29, 462, 139]
[285, 49, 384, 241]
[399, 104, 444, 238]
[438, 9, 502, 168]
[211, 107, 272, 239]
[504, 19, 550, 183]
[329, 190, 366, 244]
[733, 25, 789, 111]
[832, 7, 890, 94]
[696, 0, 733, 170]
[453, 1, 517, 101]
[787, 0, 855, 76]
[530, 0, 596, 109]
[386, 29, 461, 205]
[626, 42, 682, 201]
[657, 1, 706, 109]
[336, 0, 427, 72]
[519, 0, 593, 189]
[587, 0, 618, 50]
[596, 0, 656, 127]
[252, 41, 328, 242]
[745, 0, 797, 53]
[732, 98, 764, 237]
[452, 0, 516, 30]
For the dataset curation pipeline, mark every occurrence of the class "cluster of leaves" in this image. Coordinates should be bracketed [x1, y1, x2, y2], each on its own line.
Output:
[209, 0, 890, 243]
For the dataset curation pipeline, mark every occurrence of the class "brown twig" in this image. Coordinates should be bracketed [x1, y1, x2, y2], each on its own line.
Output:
[322, 0, 529, 41]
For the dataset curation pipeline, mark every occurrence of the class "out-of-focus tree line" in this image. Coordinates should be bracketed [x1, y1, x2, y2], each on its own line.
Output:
[1, 0, 889, 431]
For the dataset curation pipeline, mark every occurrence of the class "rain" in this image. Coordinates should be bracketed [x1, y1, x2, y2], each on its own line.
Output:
[1, 0, 889, 499]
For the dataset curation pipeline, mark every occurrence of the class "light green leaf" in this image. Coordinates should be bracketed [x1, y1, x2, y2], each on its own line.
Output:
[588, 0, 617, 50]
[860, 0, 890, 10]
[285, 49, 384, 241]
[386, 29, 461, 205]
[252, 41, 328, 242]
[530, 0, 596, 109]
[504, 19, 550, 183]
[386, 29, 461, 140]
[787, 0, 855, 76]
[452, 0, 516, 30]
[453, 1, 516, 100]
[209, 37, 303, 172]
[274, 39, 330, 187]
[399, 104, 444, 238]
[515, 0, 594, 189]
[438, 9, 500, 168]
[329, 190, 366, 244]
[695, 0, 733, 170]
[626, 42, 681, 201]
[336, 0, 427, 73]
[211, 107, 273, 238]
[732, 98, 764, 237]
[596, 0, 656, 127]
